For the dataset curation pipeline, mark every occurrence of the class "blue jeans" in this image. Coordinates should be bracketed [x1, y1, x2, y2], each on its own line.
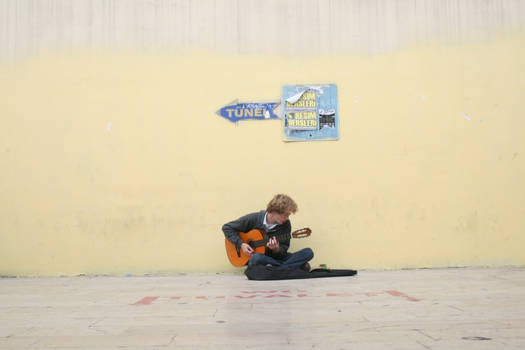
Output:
[248, 248, 314, 269]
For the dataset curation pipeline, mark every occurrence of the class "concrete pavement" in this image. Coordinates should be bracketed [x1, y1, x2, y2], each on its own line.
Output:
[1, 267, 524, 349]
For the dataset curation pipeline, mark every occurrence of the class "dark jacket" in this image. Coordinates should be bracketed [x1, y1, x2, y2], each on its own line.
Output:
[222, 210, 291, 259]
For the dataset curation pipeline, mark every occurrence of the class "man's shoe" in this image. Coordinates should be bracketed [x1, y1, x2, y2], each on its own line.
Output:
[300, 262, 311, 272]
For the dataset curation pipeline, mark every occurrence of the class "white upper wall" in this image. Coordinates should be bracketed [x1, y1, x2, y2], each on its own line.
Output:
[1, 0, 525, 60]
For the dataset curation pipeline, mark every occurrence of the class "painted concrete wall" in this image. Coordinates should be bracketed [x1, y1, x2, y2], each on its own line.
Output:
[1, 0, 524, 276]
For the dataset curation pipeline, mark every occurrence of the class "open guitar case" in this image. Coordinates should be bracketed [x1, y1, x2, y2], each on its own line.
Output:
[245, 264, 357, 280]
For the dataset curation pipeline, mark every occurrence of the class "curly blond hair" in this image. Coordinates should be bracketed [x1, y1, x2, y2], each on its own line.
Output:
[266, 194, 298, 214]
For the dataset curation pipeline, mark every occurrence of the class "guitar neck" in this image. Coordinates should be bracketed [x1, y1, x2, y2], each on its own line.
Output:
[264, 230, 292, 245]
[249, 230, 290, 249]
[272, 231, 291, 241]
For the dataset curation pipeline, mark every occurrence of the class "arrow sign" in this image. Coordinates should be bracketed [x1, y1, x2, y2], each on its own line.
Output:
[217, 100, 280, 123]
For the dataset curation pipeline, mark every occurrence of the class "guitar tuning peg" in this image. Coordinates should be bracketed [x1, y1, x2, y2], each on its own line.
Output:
[292, 227, 312, 238]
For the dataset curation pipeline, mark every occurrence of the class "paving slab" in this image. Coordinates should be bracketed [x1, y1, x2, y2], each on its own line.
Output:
[0, 267, 524, 349]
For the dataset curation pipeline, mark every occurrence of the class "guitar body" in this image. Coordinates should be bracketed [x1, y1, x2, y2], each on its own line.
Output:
[224, 227, 312, 267]
[225, 229, 267, 267]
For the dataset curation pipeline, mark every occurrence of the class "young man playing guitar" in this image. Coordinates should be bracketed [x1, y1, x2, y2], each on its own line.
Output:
[222, 194, 314, 271]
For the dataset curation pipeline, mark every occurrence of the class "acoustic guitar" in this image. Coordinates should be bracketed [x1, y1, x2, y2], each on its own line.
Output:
[225, 227, 311, 267]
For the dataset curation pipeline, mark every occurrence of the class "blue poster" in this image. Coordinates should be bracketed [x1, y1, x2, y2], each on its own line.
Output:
[217, 100, 280, 123]
[282, 84, 339, 141]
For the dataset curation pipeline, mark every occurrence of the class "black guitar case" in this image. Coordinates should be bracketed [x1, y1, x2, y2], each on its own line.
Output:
[245, 264, 357, 280]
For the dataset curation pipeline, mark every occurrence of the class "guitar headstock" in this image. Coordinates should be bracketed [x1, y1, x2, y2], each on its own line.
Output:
[292, 227, 311, 238]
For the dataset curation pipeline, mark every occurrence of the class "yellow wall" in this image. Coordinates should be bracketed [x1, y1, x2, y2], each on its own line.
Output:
[2, 36, 524, 276]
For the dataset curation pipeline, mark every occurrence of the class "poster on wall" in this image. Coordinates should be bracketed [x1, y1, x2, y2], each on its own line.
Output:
[216, 100, 280, 123]
[282, 84, 339, 142]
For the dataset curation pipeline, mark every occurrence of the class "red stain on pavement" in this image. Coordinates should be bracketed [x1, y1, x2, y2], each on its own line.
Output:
[132, 296, 159, 305]
[386, 290, 421, 302]
[132, 290, 422, 305]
